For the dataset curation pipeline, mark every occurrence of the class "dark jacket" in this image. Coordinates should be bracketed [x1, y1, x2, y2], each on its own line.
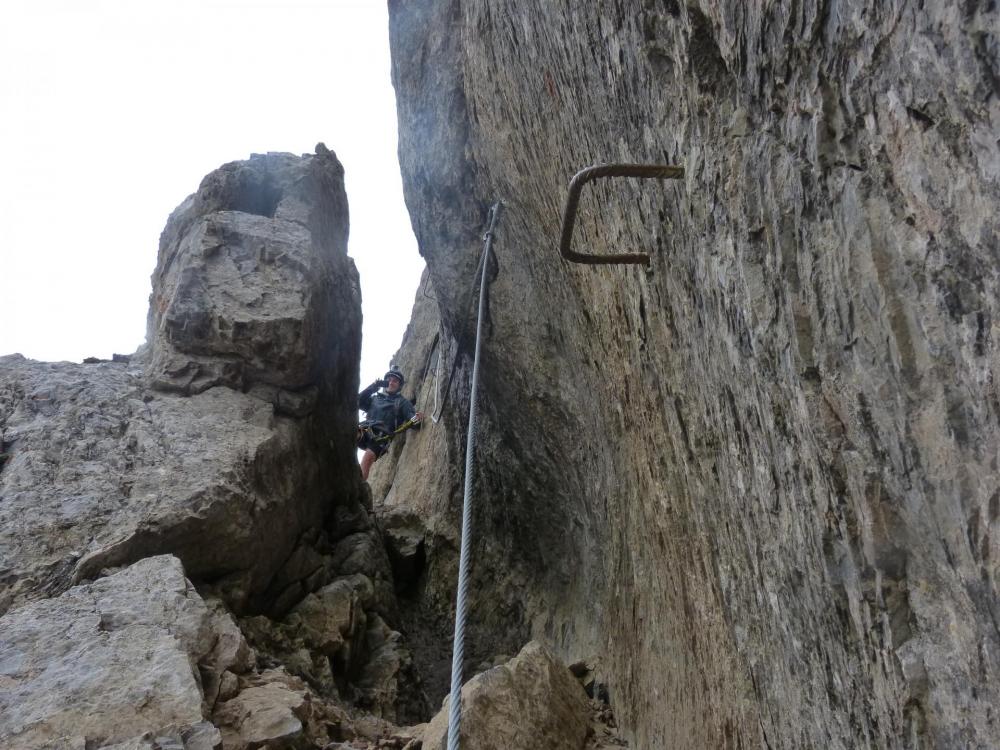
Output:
[358, 381, 415, 432]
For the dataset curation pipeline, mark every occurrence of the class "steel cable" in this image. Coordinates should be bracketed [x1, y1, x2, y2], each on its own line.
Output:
[446, 201, 502, 749]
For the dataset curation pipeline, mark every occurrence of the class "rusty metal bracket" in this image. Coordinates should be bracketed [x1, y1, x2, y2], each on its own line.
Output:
[559, 163, 684, 265]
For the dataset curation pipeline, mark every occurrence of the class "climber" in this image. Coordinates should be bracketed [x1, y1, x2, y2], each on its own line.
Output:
[357, 367, 423, 481]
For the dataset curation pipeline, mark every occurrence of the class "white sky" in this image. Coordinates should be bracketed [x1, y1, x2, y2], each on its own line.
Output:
[0, 0, 423, 385]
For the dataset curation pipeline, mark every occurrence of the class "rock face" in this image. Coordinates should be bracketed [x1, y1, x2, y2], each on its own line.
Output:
[0, 354, 323, 617]
[0, 555, 230, 749]
[144, 147, 354, 407]
[385, 2, 1000, 748]
[0, 149, 361, 617]
[368, 273, 462, 702]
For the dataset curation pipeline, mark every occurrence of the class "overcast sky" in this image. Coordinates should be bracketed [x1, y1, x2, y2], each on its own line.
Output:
[0, 0, 423, 385]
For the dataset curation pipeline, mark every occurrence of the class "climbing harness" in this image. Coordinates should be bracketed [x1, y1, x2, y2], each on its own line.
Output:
[447, 201, 502, 750]
[559, 163, 684, 265]
[372, 415, 421, 443]
[356, 415, 421, 456]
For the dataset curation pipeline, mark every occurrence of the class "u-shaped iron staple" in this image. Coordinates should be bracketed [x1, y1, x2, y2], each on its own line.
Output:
[559, 163, 685, 265]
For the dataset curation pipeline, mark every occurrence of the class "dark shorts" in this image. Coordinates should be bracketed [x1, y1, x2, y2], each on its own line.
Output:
[357, 421, 391, 457]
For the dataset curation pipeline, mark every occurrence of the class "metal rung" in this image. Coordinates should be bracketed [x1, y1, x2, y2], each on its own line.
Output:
[559, 163, 684, 266]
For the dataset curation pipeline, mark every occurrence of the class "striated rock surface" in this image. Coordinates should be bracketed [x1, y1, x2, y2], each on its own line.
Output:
[385, 1, 1000, 747]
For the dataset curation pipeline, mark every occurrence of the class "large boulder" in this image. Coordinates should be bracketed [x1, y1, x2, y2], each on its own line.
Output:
[142, 147, 354, 406]
[420, 642, 590, 750]
[214, 679, 310, 750]
[0, 146, 431, 746]
[0, 147, 362, 616]
[0, 555, 237, 749]
[0, 355, 323, 616]
[212, 667, 352, 750]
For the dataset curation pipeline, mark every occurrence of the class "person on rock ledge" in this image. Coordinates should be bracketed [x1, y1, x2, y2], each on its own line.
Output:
[357, 366, 422, 481]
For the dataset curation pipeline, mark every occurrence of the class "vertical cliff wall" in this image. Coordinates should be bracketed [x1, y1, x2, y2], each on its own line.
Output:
[383, 2, 1000, 747]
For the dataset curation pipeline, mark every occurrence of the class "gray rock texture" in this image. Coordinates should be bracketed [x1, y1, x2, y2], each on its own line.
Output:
[143, 147, 354, 406]
[0, 354, 325, 617]
[385, 2, 1000, 747]
[0, 556, 230, 749]
[367, 274, 460, 703]
[0, 149, 420, 745]
[212, 667, 354, 750]
[237, 571, 427, 724]
[213, 677, 310, 750]
[0, 148, 362, 618]
[420, 641, 590, 750]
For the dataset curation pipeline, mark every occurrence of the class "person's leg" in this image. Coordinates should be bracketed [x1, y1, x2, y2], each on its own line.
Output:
[360, 449, 378, 480]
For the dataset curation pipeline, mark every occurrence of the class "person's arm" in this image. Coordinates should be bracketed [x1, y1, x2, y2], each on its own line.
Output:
[400, 398, 416, 423]
[358, 379, 384, 411]
[402, 399, 424, 428]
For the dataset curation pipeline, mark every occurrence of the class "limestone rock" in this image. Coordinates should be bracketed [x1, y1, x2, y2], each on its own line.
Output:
[237, 614, 340, 697]
[214, 681, 308, 750]
[143, 149, 353, 400]
[96, 722, 222, 750]
[332, 532, 392, 580]
[236, 573, 424, 722]
[386, 1, 1000, 746]
[381, 519, 426, 593]
[0, 556, 218, 749]
[368, 272, 453, 531]
[213, 669, 349, 750]
[0, 147, 362, 617]
[0, 145, 374, 747]
[367, 274, 469, 703]
[329, 532, 398, 620]
[286, 578, 361, 656]
[420, 641, 590, 750]
[0, 354, 323, 616]
[201, 599, 255, 709]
